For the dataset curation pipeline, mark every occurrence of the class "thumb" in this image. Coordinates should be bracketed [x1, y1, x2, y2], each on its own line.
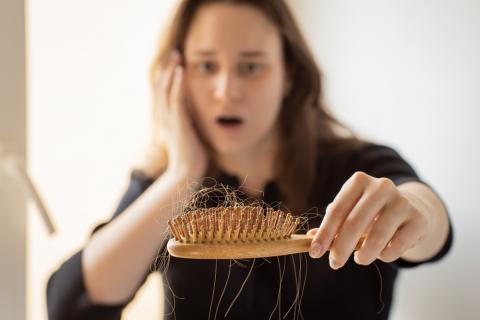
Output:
[307, 228, 318, 236]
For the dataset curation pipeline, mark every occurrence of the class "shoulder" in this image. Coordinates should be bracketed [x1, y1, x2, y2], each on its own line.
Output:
[324, 140, 422, 185]
[308, 139, 423, 213]
[109, 169, 157, 218]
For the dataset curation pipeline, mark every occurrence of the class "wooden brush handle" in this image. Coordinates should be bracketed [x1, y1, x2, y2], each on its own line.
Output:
[167, 234, 365, 260]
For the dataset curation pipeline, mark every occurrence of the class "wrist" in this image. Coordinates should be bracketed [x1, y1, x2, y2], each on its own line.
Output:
[164, 166, 204, 184]
[398, 182, 449, 262]
[400, 186, 435, 238]
[159, 169, 202, 196]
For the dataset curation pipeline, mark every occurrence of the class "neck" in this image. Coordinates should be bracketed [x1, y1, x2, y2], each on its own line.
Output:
[214, 129, 280, 197]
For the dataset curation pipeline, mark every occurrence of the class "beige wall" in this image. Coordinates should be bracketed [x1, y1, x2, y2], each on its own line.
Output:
[0, 0, 26, 319]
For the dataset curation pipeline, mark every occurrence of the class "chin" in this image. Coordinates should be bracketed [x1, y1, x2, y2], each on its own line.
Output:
[211, 139, 250, 156]
[213, 144, 245, 156]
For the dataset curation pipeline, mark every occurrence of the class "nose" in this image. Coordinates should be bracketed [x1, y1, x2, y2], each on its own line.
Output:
[213, 72, 242, 102]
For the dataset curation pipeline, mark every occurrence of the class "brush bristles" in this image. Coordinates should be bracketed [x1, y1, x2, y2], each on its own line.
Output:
[168, 206, 300, 244]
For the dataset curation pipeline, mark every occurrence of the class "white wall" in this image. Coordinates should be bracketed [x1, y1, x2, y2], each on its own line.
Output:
[27, 0, 176, 319]
[288, 0, 480, 319]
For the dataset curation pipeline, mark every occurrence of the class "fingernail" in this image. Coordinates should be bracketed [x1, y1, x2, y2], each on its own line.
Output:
[353, 251, 360, 264]
[329, 255, 340, 269]
[309, 243, 323, 259]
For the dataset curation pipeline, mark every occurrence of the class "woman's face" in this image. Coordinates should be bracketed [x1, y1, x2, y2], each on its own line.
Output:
[184, 3, 289, 156]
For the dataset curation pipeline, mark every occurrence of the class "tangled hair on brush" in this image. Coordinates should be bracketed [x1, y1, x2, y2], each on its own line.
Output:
[153, 182, 384, 320]
[153, 181, 318, 320]
[163, 181, 317, 245]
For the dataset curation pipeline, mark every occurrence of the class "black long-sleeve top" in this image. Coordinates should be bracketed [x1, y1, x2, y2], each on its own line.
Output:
[46, 143, 453, 320]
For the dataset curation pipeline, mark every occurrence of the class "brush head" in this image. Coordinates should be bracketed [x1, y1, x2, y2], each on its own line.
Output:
[166, 206, 311, 259]
[168, 206, 301, 244]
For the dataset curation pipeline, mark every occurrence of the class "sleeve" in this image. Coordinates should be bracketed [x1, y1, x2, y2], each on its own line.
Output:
[46, 170, 156, 320]
[348, 143, 453, 268]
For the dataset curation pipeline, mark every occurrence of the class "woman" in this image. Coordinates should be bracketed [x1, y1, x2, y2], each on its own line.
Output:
[47, 0, 452, 319]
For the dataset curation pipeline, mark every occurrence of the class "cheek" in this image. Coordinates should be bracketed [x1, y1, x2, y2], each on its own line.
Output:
[248, 74, 285, 118]
[256, 65, 285, 98]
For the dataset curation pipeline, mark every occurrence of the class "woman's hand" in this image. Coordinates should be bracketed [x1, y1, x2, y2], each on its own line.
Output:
[307, 171, 431, 269]
[155, 51, 208, 182]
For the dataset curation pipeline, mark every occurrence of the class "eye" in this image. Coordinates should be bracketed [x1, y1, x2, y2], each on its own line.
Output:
[195, 61, 218, 74]
[239, 62, 263, 75]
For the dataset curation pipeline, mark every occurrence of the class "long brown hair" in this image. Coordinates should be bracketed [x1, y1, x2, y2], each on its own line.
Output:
[139, 0, 365, 213]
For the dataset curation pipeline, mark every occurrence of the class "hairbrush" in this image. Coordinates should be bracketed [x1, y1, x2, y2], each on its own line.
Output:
[167, 206, 363, 259]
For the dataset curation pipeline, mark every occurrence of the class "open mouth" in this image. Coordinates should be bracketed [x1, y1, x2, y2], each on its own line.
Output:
[216, 116, 244, 128]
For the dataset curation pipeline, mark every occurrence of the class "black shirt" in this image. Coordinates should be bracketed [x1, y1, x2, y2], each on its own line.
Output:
[46, 143, 453, 320]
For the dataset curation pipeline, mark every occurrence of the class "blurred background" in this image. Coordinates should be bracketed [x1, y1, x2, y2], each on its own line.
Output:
[1, 0, 479, 319]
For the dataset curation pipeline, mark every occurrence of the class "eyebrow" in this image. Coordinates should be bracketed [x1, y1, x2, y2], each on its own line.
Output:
[193, 50, 267, 58]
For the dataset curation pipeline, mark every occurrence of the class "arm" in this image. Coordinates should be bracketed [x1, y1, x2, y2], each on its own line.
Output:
[46, 171, 155, 319]
[46, 171, 195, 319]
[82, 170, 193, 304]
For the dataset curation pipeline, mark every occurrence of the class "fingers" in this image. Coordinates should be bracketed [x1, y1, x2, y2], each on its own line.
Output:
[310, 172, 370, 260]
[165, 52, 181, 94]
[308, 173, 427, 269]
[171, 66, 184, 115]
[171, 66, 195, 137]
[329, 178, 396, 268]
[156, 51, 181, 114]
[353, 196, 409, 265]
[309, 172, 423, 271]
[379, 210, 426, 263]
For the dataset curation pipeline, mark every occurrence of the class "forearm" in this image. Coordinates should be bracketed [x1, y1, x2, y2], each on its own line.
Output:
[398, 182, 450, 262]
[82, 171, 193, 304]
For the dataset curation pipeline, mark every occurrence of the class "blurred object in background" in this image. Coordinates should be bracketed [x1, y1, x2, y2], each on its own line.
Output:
[0, 144, 56, 234]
